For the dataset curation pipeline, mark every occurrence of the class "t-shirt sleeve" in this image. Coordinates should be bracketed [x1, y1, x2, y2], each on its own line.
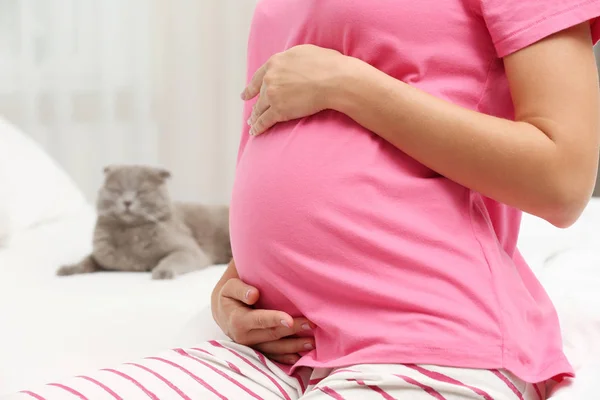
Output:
[478, 0, 600, 57]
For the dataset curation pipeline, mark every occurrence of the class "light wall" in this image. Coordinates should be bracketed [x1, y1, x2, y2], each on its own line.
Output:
[0, 0, 257, 204]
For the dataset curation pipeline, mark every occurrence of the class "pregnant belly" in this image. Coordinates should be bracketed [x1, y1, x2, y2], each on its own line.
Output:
[230, 111, 485, 320]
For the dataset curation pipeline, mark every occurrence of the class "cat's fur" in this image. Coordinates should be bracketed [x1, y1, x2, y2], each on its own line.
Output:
[57, 165, 231, 280]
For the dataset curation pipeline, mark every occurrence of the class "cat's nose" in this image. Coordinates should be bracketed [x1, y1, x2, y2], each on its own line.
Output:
[123, 200, 132, 208]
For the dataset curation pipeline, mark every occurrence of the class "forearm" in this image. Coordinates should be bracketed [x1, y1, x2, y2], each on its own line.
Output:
[331, 59, 597, 227]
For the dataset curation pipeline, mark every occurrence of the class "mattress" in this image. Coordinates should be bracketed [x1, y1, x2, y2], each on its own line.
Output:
[1, 201, 600, 397]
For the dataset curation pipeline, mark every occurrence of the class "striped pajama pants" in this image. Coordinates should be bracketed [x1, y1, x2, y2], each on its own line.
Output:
[4, 340, 545, 400]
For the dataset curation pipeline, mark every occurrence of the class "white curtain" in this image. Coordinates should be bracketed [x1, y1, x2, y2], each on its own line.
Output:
[0, 0, 257, 204]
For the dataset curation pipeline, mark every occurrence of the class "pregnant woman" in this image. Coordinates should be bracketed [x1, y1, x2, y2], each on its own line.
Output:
[9, 0, 600, 399]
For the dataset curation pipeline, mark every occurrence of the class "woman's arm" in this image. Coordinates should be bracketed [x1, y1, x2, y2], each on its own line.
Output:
[329, 23, 600, 228]
[210, 259, 316, 364]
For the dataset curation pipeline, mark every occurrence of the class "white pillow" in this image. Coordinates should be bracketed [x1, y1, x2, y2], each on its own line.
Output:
[0, 117, 86, 244]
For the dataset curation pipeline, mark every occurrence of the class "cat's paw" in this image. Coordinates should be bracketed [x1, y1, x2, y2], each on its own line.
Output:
[152, 268, 175, 280]
[56, 264, 80, 276]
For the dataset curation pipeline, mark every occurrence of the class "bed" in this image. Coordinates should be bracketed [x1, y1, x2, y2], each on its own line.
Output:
[1, 121, 599, 398]
[0, 207, 228, 395]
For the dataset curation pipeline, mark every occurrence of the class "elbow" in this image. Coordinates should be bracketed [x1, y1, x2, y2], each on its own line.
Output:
[538, 183, 592, 229]
[545, 204, 585, 229]
[531, 146, 598, 229]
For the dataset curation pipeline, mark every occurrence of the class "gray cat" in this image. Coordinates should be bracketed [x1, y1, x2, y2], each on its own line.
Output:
[57, 165, 231, 280]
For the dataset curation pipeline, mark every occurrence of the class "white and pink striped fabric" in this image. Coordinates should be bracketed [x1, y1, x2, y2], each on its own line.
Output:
[3, 340, 545, 399]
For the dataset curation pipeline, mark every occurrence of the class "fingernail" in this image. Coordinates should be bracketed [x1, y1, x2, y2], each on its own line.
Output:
[247, 118, 252, 126]
[301, 323, 311, 331]
[244, 289, 251, 300]
[286, 357, 297, 364]
[249, 127, 256, 136]
[240, 91, 246, 100]
[281, 319, 291, 328]
[303, 342, 314, 350]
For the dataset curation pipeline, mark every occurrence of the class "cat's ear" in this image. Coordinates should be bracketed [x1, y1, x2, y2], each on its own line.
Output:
[155, 168, 171, 182]
[103, 165, 115, 175]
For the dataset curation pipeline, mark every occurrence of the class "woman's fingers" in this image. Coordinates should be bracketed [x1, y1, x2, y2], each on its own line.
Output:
[228, 308, 295, 346]
[247, 315, 313, 334]
[242, 64, 267, 101]
[251, 108, 279, 136]
[220, 278, 259, 306]
[290, 318, 315, 332]
[250, 87, 270, 125]
[228, 309, 288, 344]
[220, 281, 316, 348]
[249, 309, 294, 330]
[242, 316, 314, 346]
[253, 337, 314, 356]
[250, 317, 316, 362]
[264, 353, 302, 365]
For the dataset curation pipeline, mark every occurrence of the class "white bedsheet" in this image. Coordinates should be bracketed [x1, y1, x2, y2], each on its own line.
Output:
[536, 246, 600, 399]
[1, 201, 599, 397]
[0, 206, 226, 395]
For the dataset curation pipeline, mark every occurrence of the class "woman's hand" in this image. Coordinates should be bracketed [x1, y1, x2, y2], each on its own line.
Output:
[242, 44, 350, 136]
[213, 277, 315, 364]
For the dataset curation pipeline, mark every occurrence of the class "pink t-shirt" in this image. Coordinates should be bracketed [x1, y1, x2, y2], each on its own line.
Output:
[230, 0, 600, 383]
